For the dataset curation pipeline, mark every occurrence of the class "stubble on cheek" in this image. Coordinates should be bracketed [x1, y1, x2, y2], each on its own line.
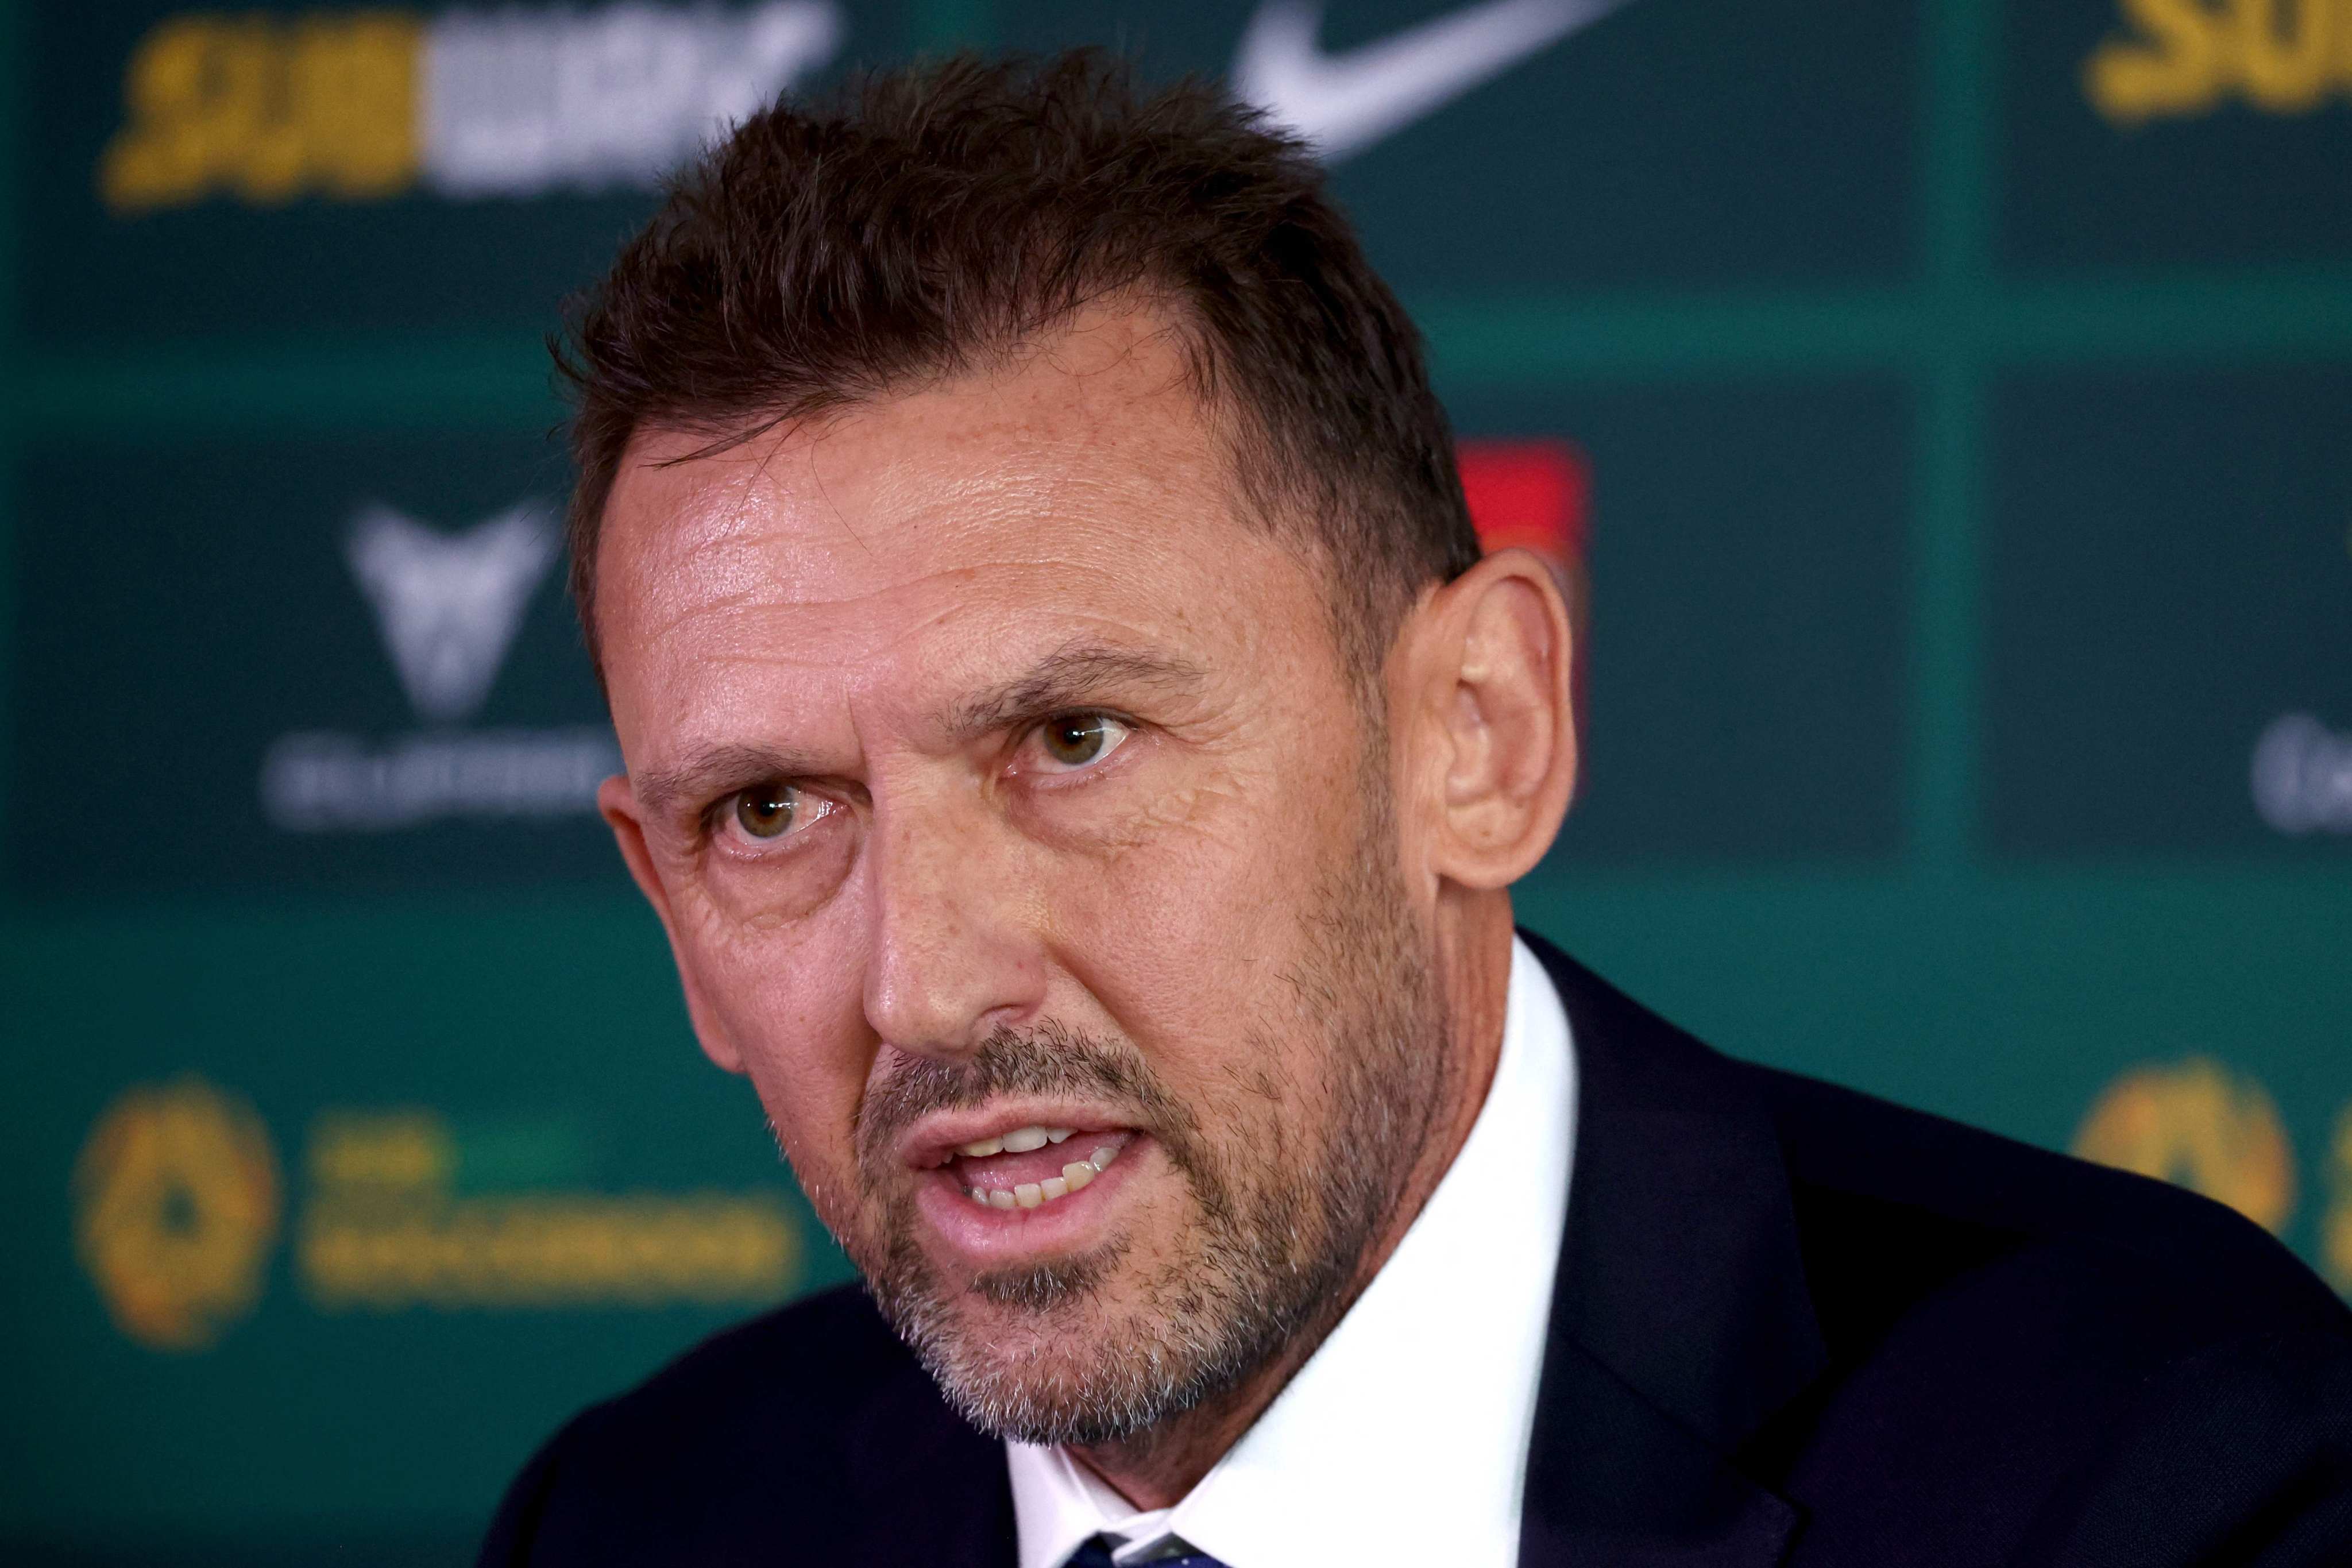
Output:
[715, 987, 883, 1258]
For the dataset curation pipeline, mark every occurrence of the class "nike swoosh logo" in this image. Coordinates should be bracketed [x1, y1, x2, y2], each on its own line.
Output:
[1233, 0, 1630, 161]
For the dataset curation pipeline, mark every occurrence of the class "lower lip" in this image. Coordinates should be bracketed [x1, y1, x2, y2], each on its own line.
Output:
[911, 1138, 1147, 1264]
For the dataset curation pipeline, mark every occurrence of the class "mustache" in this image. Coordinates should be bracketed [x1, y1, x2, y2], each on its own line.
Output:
[855, 1019, 1194, 1170]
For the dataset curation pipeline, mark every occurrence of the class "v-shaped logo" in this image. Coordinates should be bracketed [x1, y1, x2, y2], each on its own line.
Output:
[346, 501, 559, 725]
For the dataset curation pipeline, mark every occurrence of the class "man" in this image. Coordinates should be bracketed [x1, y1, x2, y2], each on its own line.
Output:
[483, 53, 2352, 1568]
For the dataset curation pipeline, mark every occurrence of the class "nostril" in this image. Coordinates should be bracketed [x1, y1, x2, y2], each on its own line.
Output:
[974, 997, 1043, 1040]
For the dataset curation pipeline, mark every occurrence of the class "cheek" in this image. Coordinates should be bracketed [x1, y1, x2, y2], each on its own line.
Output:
[1050, 754, 1361, 1076]
[672, 865, 878, 1189]
[663, 818, 864, 1061]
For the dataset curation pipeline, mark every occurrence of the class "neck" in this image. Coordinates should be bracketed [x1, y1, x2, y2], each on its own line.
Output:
[1067, 891, 1519, 1509]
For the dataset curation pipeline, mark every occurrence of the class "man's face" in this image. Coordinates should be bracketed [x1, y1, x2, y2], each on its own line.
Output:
[596, 310, 1453, 1443]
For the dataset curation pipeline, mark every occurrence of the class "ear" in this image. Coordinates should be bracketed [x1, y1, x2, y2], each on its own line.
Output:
[1396, 548, 1577, 890]
[598, 773, 748, 1075]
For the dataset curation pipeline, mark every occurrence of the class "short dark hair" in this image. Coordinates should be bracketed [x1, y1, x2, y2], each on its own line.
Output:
[559, 49, 1482, 679]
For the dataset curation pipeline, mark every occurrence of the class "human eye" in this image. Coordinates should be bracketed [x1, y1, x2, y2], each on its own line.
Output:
[716, 780, 834, 849]
[1025, 712, 1133, 773]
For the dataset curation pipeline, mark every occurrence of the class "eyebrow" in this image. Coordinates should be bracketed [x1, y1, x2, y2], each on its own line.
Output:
[630, 641, 1208, 821]
[943, 639, 1208, 744]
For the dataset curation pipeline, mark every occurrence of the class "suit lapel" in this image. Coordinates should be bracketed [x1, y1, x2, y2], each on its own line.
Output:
[1519, 933, 1827, 1568]
[1519, 1341, 1802, 1568]
[842, 1357, 1019, 1568]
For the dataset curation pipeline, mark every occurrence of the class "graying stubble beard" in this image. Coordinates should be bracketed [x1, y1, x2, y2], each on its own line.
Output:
[829, 775, 1456, 1449]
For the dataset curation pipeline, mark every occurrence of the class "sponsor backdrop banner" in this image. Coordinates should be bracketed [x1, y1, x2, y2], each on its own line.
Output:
[21, 0, 895, 341]
[3, 0, 2350, 1561]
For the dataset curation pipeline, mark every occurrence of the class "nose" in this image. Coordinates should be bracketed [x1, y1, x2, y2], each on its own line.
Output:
[860, 790, 1048, 1061]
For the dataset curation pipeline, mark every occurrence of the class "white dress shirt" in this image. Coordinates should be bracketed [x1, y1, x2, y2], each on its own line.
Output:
[1006, 934, 1578, 1568]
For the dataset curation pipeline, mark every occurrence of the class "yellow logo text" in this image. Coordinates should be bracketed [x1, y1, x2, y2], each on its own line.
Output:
[2087, 0, 2352, 125]
[105, 11, 420, 212]
[297, 1111, 798, 1310]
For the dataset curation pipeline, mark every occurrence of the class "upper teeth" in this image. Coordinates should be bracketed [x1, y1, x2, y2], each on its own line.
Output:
[956, 1125, 1073, 1157]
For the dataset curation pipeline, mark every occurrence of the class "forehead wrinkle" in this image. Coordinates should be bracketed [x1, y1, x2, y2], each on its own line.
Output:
[646, 536, 1196, 704]
[630, 553, 952, 678]
[620, 434, 875, 617]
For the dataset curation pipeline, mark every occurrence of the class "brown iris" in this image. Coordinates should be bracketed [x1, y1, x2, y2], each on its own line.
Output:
[734, 782, 797, 838]
[1041, 715, 1114, 767]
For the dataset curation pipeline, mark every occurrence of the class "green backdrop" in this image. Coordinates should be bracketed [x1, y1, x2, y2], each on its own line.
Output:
[5, 0, 2351, 1561]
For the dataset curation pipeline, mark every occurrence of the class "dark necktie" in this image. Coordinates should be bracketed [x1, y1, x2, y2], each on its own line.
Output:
[1063, 1534, 1231, 1568]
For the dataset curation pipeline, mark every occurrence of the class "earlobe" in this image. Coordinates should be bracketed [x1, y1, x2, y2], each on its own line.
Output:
[1416, 550, 1578, 889]
[598, 773, 748, 1076]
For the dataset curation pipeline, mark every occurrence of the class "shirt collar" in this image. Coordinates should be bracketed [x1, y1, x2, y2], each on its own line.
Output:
[1008, 934, 1578, 1568]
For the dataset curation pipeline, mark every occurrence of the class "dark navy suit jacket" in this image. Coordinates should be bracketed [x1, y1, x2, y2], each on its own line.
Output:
[481, 934, 2352, 1566]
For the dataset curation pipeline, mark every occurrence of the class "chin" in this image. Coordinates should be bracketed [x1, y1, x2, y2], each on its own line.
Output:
[920, 1333, 1200, 1449]
[932, 1247, 1139, 1371]
[878, 1252, 1222, 1447]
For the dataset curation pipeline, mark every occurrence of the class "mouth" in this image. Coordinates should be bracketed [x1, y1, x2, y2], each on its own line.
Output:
[901, 1111, 1144, 1250]
[942, 1124, 1134, 1210]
